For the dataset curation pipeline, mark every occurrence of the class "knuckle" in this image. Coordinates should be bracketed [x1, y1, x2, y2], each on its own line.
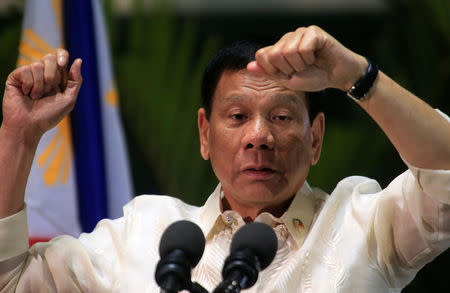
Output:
[57, 49, 69, 60]
[31, 62, 44, 72]
[307, 25, 321, 37]
[280, 31, 294, 40]
[308, 24, 319, 31]
[295, 27, 306, 34]
[256, 47, 270, 58]
[255, 49, 264, 60]
[282, 44, 298, 58]
[267, 49, 281, 62]
[57, 48, 68, 55]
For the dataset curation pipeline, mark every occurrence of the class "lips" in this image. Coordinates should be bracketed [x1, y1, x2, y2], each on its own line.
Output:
[241, 166, 277, 180]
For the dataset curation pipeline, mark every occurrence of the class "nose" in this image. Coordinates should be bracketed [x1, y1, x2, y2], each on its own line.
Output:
[243, 116, 275, 150]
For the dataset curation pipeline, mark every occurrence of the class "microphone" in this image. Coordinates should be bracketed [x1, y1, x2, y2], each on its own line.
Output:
[155, 220, 206, 293]
[213, 222, 278, 293]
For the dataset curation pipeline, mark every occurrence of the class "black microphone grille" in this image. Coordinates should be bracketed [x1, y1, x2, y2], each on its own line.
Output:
[159, 220, 206, 267]
[230, 222, 277, 270]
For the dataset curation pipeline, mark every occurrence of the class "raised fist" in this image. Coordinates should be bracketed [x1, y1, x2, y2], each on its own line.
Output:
[2, 49, 82, 144]
[248, 25, 367, 93]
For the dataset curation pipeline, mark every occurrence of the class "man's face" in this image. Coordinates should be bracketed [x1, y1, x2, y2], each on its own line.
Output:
[198, 70, 324, 211]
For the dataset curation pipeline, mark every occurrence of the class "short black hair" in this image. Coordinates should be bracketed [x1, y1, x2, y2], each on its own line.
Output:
[201, 40, 325, 124]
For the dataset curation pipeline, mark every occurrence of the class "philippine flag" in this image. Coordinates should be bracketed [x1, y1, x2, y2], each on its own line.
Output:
[17, 0, 133, 246]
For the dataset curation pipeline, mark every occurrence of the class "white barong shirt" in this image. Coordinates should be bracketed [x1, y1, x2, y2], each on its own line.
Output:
[0, 162, 449, 292]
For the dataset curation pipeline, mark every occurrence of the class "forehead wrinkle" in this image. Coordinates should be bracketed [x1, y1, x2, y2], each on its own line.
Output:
[241, 83, 282, 92]
[215, 70, 306, 109]
[223, 93, 303, 109]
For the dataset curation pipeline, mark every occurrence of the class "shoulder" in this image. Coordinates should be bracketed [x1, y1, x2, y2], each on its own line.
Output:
[332, 175, 382, 199]
[123, 194, 201, 222]
[312, 175, 383, 217]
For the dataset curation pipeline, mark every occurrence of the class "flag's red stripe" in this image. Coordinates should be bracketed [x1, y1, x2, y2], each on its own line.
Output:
[29, 237, 52, 247]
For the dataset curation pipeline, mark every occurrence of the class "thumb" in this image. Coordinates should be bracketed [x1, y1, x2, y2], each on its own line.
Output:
[247, 61, 266, 74]
[65, 58, 83, 97]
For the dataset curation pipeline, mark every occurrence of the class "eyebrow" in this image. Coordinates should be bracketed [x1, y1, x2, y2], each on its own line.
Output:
[224, 93, 302, 106]
[224, 94, 245, 104]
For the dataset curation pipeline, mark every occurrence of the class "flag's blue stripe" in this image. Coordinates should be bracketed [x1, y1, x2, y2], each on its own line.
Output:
[64, 0, 108, 232]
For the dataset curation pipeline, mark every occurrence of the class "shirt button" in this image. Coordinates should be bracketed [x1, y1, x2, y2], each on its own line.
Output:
[293, 218, 304, 229]
[226, 215, 232, 223]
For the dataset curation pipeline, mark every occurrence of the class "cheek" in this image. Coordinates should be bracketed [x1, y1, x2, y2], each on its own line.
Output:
[276, 130, 312, 170]
[208, 127, 240, 173]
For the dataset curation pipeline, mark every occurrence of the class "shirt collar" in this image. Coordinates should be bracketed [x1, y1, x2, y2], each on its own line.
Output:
[198, 183, 223, 238]
[198, 182, 317, 247]
[280, 182, 316, 247]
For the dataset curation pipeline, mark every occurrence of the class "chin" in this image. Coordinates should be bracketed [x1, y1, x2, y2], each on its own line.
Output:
[231, 182, 291, 205]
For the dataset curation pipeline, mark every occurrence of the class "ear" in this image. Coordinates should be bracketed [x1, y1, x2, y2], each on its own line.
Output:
[310, 112, 325, 166]
[198, 108, 210, 160]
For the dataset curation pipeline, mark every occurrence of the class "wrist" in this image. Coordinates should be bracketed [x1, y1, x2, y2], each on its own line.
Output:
[342, 54, 368, 92]
[0, 125, 41, 153]
[346, 57, 379, 101]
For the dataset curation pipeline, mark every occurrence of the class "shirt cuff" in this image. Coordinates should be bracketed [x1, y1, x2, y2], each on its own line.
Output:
[405, 161, 450, 205]
[0, 208, 29, 261]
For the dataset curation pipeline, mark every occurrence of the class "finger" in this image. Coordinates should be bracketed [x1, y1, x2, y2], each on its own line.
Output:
[282, 30, 307, 72]
[265, 43, 295, 76]
[43, 54, 59, 88]
[45, 69, 62, 94]
[247, 61, 266, 74]
[57, 58, 82, 113]
[16, 66, 34, 96]
[64, 58, 83, 98]
[68, 58, 82, 83]
[255, 47, 279, 75]
[30, 62, 45, 100]
[56, 48, 69, 67]
[298, 26, 326, 65]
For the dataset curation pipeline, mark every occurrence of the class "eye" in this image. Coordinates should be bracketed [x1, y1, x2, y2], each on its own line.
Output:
[230, 113, 247, 121]
[272, 115, 292, 122]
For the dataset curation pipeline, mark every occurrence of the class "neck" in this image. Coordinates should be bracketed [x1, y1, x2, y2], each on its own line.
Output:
[221, 195, 294, 222]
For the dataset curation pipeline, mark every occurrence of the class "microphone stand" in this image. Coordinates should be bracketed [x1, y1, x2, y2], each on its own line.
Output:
[160, 281, 209, 293]
[212, 248, 260, 293]
[190, 282, 210, 293]
[213, 270, 253, 293]
[212, 278, 242, 293]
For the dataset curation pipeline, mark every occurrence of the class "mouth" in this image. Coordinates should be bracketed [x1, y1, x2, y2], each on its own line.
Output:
[242, 167, 277, 179]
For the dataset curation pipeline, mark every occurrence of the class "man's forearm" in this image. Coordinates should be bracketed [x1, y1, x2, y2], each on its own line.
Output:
[246, 25, 450, 171]
[0, 126, 38, 218]
[357, 71, 450, 170]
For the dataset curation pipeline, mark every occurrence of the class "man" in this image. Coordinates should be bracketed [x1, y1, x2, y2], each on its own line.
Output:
[0, 26, 449, 292]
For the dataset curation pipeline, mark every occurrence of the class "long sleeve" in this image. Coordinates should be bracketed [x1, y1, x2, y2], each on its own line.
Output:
[0, 207, 127, 292]
[0, 194, 202, 293]
[366, 164, 450, 289]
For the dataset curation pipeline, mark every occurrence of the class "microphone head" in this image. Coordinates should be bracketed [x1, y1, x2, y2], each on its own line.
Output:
[159, 220, 205, 267]
[230, 222, 277, 270]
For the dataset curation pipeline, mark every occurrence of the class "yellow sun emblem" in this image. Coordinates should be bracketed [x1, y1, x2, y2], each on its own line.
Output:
[18, 28, 73, 186]
[37, 118, 73, 185]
